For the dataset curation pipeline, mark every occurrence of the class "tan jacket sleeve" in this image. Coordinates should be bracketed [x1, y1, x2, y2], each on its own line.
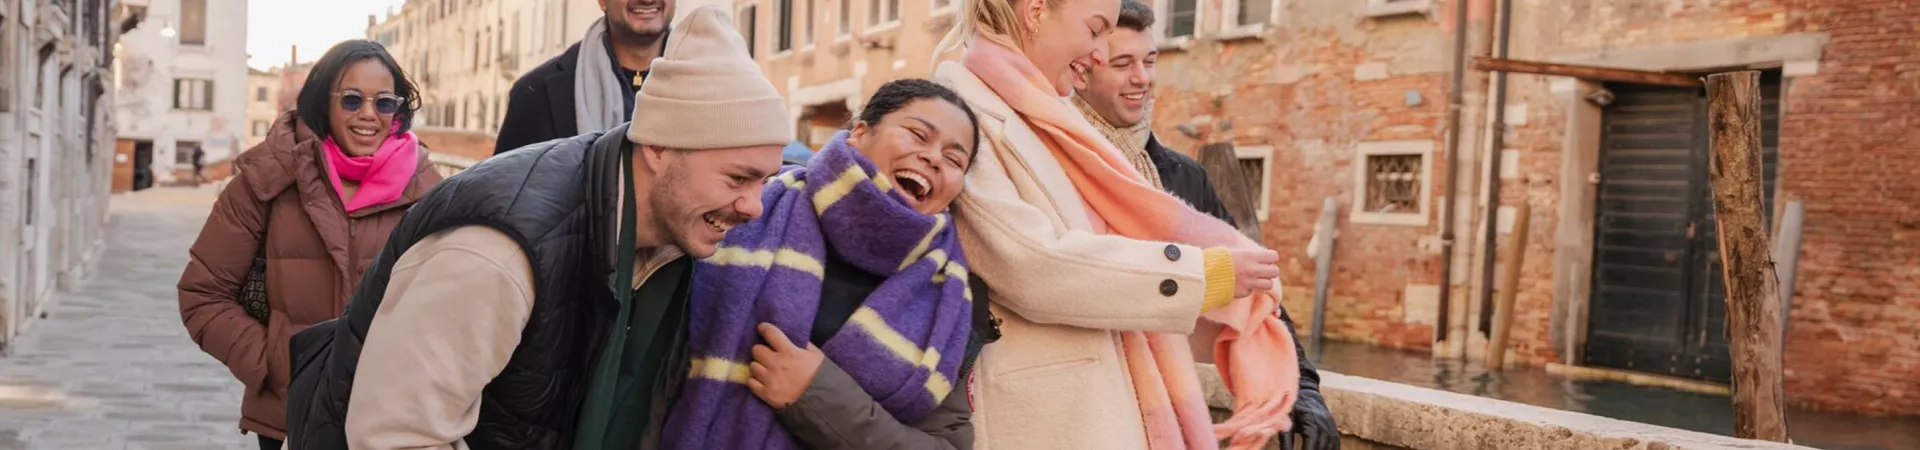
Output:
[953, 133, 1236, 334]
[177, 171, 271, 388]
[345, 226, 536, 450]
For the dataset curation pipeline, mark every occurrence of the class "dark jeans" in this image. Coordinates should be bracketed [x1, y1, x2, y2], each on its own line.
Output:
[259, 435, 283, 450]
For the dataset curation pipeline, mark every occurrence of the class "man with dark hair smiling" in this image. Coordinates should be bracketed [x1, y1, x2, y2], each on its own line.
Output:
[495, 0, 678, 154]
[1072, 1, 1341, 448]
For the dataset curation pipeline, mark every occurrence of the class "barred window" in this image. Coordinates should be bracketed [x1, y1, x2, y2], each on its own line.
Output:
[1351, 141, 1432, 226]
[1364, 154, 1421, 213]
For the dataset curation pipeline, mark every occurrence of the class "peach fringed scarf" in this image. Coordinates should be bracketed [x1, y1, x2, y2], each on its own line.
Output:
[961, 35, 1301, 449]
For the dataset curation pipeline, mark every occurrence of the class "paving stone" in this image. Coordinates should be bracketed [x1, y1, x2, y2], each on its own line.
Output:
[125, 432, 199, 443]
[103, 411, 188, 422]
[152, 383, 228, 394]
[0, 189, 254, 450]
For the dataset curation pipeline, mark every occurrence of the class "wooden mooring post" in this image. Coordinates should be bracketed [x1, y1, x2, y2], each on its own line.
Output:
[1704, 71, 1790, 442]
[1197, 143, 1264, 242]
[1486, 203, 1529, 370]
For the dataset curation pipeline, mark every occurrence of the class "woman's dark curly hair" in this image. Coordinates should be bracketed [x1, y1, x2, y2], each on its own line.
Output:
[855, 78, 983, 168]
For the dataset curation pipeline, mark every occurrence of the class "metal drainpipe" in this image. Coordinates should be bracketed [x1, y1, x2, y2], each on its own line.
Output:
[1434, 0, 1473, 343]
[1476, 0, 1515, 338]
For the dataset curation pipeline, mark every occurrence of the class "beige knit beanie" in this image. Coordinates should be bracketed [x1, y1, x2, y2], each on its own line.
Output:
[628, 6, 792, 150]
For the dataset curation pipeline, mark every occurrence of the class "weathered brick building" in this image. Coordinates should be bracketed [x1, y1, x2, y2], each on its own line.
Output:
[1147, 0, 1919, 417]
[735, 0, 964, 148]
[738, 0, 1916, 417]
[1, 0, 140, 349]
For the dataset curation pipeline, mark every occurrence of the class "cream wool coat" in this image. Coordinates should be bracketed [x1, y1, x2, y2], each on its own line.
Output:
[936, 62, 1228, 449]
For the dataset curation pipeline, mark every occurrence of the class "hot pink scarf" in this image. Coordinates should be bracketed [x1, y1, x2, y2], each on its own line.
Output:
[962, 35, 1300, 449]
[322, 128, 420, 213]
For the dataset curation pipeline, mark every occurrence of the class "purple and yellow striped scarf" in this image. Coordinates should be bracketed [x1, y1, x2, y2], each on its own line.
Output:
[658, 131, 974, 448]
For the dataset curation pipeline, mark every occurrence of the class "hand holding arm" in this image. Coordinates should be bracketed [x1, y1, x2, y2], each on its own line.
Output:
[762, 324, 972, 449]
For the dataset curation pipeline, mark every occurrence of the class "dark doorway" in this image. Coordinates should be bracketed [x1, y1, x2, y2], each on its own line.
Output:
[133, 140, 154, 191]
[1583, 71, 1781, 382]
[802, 101, 853, 149]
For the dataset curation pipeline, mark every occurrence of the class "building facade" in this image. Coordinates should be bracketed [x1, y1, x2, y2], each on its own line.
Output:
[732, 0, 961, 148]
[736, 0, 1920, 417]
[1155, 0, 1919, 418]
[364, 0, 728, 154]
[0, 0, 141, 349]
[111, 0, 247, 189]
[244, 66, 281, 149]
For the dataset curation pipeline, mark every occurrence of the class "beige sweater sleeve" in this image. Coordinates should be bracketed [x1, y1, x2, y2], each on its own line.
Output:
[345, 226, 536, 450]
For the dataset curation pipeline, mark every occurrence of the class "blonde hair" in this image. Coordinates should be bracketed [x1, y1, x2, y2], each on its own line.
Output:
[937, 0, 1035, 54]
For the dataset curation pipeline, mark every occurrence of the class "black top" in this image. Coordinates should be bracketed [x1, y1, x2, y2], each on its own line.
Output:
[494, 30, 666, 155]
[811, 245, 880, 346]
[1146, 134, 1237, 225]
[812, 245, 997, 372]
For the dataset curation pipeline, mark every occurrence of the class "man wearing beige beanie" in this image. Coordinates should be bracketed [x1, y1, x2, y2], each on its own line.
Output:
[279, 7, 790, 450]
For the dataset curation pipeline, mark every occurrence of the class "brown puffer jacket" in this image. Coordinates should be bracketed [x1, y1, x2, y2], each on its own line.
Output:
[177, 111, 443, 439]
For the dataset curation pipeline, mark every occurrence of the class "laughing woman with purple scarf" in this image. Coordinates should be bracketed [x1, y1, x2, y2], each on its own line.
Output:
[659, 79, 992, 449]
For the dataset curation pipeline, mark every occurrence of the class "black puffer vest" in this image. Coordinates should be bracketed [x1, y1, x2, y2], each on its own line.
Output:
[287, 126, 635, 450]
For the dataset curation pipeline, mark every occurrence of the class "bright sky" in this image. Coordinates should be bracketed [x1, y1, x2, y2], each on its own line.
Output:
[247, 0, 408, 70]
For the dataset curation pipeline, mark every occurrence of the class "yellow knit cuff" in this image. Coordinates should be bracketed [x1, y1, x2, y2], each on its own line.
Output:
[1201, 247, 1236, 313]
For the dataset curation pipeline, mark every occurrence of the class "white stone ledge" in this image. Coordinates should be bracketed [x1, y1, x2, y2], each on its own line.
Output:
[1197, 364, 1814, 450]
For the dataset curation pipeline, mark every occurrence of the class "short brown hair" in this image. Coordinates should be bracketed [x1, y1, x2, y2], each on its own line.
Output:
[1116, 0, 1154, 32]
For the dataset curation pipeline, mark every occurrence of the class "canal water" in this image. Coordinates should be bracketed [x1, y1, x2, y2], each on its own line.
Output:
[1313, 341, 1920, 450]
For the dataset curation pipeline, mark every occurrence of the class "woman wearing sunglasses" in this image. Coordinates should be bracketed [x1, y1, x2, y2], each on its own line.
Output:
[177, 39, 442, 450]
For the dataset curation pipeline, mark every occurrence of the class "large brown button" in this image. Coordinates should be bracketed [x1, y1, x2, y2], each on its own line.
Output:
[1158, 279, 1179, 296]
[1163, 244, 1182, 261]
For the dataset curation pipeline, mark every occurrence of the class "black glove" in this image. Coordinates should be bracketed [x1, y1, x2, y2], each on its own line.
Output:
[1288, 389, 1339, 450]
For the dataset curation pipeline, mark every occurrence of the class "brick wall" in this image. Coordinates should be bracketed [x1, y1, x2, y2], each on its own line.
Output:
[1771, 0, 1920, 416]
[1152, 10, 1457, 350]
[1144, 0, 1917, 416]
[1498, 0, 1920, 415]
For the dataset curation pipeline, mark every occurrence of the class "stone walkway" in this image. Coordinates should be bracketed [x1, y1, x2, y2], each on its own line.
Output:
[0, 187, 256, 449]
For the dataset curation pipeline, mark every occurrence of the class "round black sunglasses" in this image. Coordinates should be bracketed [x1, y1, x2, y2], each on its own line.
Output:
[334, 92, 403, 116]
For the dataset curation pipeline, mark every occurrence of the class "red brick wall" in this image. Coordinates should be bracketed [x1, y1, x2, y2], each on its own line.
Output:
[1771, 0, 1920, 416]
[1152, 21, 1453, 350]
[1146, 0, 1917, 416]
[1501, 0, 1920, 416]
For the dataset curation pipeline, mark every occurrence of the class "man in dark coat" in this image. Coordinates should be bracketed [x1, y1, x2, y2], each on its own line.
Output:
[1072, 1, 1341, 448]
[494, 0, 676, 154]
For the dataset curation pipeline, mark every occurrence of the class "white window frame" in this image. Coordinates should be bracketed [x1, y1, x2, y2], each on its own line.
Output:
[801, 0, 816, 50]
[772, 0, 794, 58]
[1, 18, 12, 113]
[836, 0, 854, 43]
[1152, 0, 1200, 49]
[866, 0, 901, 33]
[173, 78, 214, 111]
[738, 3, 761, 59]
[1350, 140, 1434, 226]
[1237, 145, 1274, 221]
[931, 0, 957, 18]
[1362, 0, 1432, 19]
[175, 141, 202, 165]
[1218, 0, 1278, 40]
